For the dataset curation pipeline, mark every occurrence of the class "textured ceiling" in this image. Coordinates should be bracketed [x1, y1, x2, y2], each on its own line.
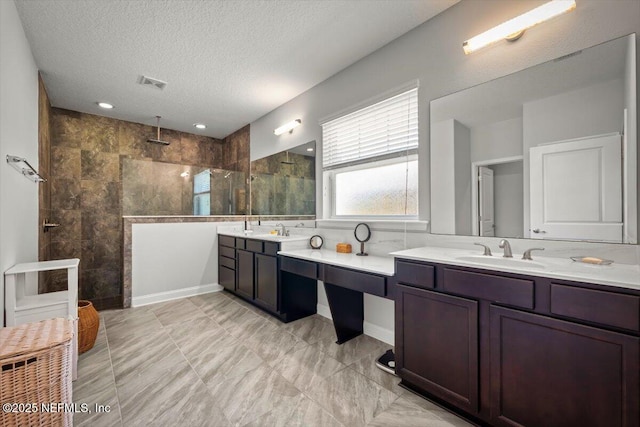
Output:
[15, 0, 458, 139]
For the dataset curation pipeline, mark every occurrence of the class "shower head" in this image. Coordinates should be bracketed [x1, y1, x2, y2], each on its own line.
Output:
[280, 151, 294, 165]
[147, 116, 170, 145]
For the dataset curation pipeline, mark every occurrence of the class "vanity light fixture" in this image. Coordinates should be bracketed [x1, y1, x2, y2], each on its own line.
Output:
[274, 119, 301, 136]
[462, 0, 576, 55]
[193, 123, 206, 129]
[97, 102, 114, 109]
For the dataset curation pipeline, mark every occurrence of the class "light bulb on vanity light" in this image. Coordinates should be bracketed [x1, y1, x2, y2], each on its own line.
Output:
[462, 0, 576, 55]
[274, 119, 301, 136]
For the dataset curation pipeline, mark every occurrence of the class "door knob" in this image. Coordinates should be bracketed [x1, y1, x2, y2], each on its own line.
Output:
[532, 228, 546, 234]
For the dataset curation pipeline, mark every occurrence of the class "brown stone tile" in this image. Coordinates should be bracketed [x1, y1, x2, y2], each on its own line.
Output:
[51, 178, 81, 210]
[81, 268, 121, 301]
[50, 209, 82, 242]
[81, 180, 120, 214]
[79, 114, 118, 153]
[50, 269, 69, 292]
[52, 109, 82, 148]
[51, 146, 81, 179]
[81, 150, 119, 180]
[81, 239, 120, 270]
[118, 121, 154, 159]
[82, 212, 121, 241]
[50, 239, 82, 260]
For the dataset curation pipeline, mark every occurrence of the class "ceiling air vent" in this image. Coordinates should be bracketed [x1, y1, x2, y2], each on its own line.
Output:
[138, 75, 168, 90]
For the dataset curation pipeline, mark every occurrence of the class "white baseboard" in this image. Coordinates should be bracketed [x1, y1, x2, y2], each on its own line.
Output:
[364, 321, 394, 346]
[317, 303, 332, 320]
[316, 304, 394, 346]
[132, 283, 223, 307]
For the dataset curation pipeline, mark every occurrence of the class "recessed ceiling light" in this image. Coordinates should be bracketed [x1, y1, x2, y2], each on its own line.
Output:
[306, 147, 314, 152]
[193, 123, 206, 129]
[97, 102, 114, 109]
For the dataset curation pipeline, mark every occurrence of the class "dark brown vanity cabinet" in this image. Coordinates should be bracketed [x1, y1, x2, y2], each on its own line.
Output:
[218, 236, 317, 322]
[236, 248, 255, 300]
[396, 285, 479, 414]
[395, 258, 640, 427]
[218, 235, 236, 292]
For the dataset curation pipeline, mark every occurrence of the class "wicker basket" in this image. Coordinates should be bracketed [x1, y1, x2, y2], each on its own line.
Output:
[0, 318, 73, 427]
[78, 300, 99, 354]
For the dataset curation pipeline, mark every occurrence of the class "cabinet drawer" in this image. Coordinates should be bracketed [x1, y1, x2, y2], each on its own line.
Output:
[235, 238, 246, 250]
[246, 239, 263, 253]
[219, 235, 235, 248]
[264, 241, 279, 256]
[396, 260, 434, 289]
[281, 257, 317, 279]
[219, 256, 235, 270]
[551, 284, 640, 332]
[219, 245, 235, 259]
[324, 265, 386, 297]
[442, 268, 534, 309]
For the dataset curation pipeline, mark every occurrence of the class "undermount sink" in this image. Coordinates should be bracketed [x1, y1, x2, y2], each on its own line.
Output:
[455, 255, 546, 270]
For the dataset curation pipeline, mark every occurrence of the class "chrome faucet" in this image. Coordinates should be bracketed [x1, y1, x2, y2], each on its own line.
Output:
[522, 247, 544, 260]
[474, 243, 492, 256]
[275, 223, 288, 236]
[499, 239, 513, 258]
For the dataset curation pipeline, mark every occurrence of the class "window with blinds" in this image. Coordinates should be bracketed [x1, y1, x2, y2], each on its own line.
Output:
[322, 87, 418, 169]
[321, 86, 419, 218]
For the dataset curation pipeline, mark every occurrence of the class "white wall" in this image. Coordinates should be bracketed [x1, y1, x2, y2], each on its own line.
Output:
[130, 222, 236, 306]
[251, 0, 640, 223]
[624, 35, 638, 243]
[0, 0, 40, 327]
[454, 120, 471, 235]
[471, 117, 523, 163]
[492, 162, 524, 238]
[430, 119, 456, 234]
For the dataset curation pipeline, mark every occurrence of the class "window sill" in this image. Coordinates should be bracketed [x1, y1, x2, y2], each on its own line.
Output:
[316, 219, 429, 232]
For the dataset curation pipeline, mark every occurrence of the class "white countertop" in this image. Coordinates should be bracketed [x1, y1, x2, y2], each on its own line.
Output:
[391, 247, 640, 292]
[218, 230, 310, 243]
[278, 249, 395, 276]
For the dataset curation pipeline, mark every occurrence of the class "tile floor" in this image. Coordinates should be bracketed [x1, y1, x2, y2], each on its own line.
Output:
[73, 291, 473, 426]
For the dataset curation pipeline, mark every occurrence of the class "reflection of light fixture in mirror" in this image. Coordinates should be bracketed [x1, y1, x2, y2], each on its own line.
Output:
[180, 171, 189, 177]
[274, 119, 301, 135]
[463, 0, 576, 55]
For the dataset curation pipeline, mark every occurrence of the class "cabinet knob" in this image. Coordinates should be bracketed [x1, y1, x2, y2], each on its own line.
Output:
[532, 228, 546, 234]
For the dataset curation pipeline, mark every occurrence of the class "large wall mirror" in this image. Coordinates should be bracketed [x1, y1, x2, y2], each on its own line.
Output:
[250, 141, 316, 216]
[430, 34, 637, 244]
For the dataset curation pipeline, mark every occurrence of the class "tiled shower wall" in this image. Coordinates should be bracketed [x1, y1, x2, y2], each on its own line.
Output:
[37, 75, 52, 292]
[46, 108, 243, 309]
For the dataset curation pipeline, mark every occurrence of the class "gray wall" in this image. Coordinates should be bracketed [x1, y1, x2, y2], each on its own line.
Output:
[454, 120, 471, 235]
[492, 162, 524, 238]
[0, 0, 39, 327]
[471, 117, 523, 163]
[250, 0, 640, 222]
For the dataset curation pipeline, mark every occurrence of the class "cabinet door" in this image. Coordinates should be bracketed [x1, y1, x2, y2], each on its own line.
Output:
[490, 306, 639, 427]
[396, 285, 479, 414]
[236, 249, 254, 300]
[255, 254, 278, 312]
[219, 265, 235, 291]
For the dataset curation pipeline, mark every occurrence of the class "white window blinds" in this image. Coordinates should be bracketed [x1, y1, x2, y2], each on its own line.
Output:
[322, 87, 418, 169]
